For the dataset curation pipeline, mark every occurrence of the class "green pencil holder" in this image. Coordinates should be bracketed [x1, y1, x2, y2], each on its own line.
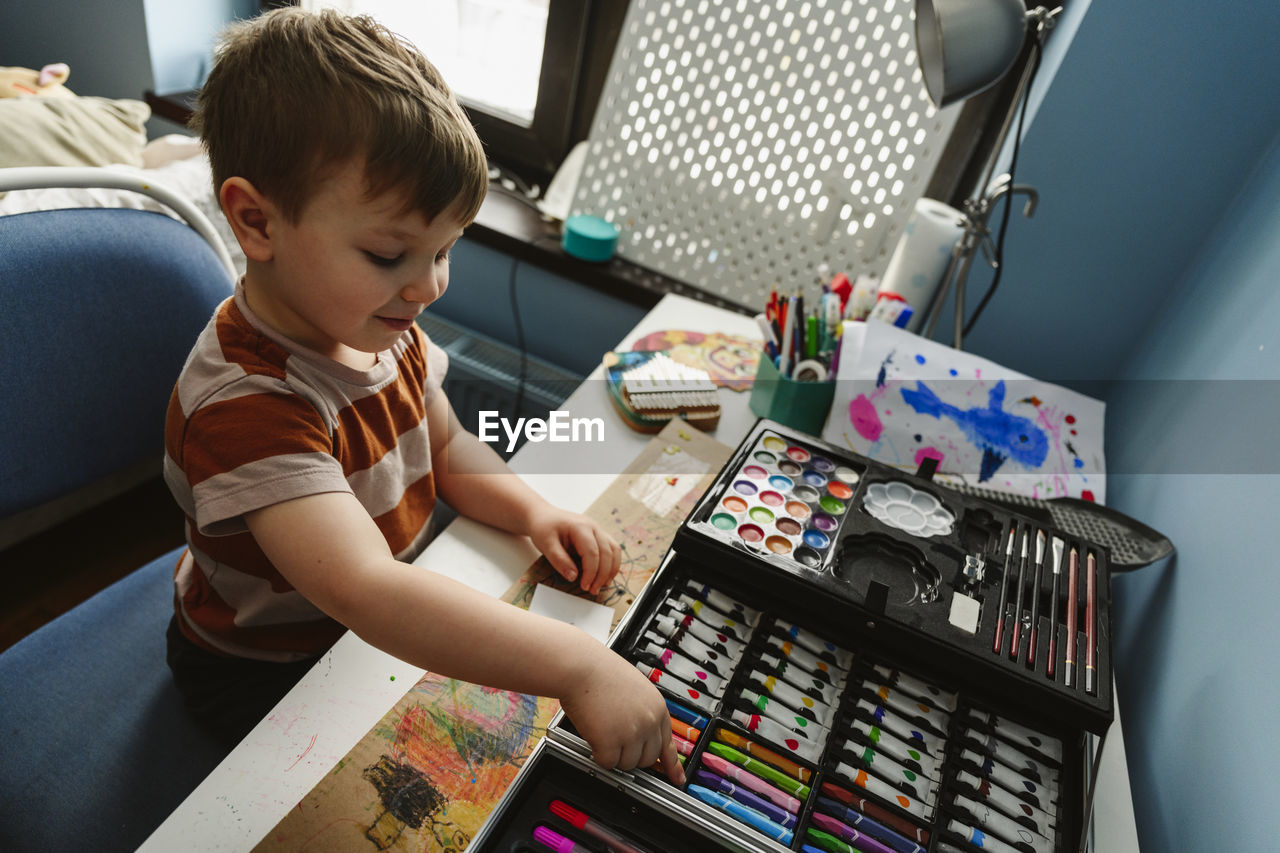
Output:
[749, 355, 836, 436]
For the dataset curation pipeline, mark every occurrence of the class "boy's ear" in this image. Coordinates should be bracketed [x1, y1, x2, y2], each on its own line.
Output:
[219, 177, 276, 263]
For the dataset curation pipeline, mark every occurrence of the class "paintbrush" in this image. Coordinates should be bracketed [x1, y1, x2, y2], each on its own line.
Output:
[1027, 529, 1046, 668]
[1009, 527, 1029, 661]
[1047, 537, 1064, 679]
[992, 522, 1017, 654]
[1065, 545, 1079, 689]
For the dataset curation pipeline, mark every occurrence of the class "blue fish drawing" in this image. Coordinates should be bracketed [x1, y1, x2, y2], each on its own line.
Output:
[899, 380, 1049, 481]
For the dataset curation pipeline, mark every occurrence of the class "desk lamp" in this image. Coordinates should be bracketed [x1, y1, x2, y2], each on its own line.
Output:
[913, 0, 1063, 348]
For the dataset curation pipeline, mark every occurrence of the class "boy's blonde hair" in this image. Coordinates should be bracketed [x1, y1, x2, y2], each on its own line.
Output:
[194, 7, 487, 225]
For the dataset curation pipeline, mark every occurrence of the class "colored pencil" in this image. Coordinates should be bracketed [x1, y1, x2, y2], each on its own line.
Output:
[1086, 550, 1097, 695]
[1065, 546, 1079, 689]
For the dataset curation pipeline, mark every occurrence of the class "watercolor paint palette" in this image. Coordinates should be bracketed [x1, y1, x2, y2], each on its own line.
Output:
[472, 560, 1088, 853]
[680, 420, 1115, 736]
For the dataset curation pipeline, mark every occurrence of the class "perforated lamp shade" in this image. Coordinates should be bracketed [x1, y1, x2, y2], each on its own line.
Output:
[914, 0, 1029, 108]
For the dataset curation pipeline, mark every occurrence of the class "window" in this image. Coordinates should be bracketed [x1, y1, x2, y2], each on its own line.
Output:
[299, 0, 627, 187]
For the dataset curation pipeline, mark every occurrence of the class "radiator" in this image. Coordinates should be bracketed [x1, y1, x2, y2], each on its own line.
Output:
[416, 313, 584, 459]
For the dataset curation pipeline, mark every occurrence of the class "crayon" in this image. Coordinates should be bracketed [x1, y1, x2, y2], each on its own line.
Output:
[670, 715, 702, 744]
[812, 796, 926, 853]
[818, 783, 931, 845]
[692, 769, 798, 829]
[665, 698, 710, 731]
[729, 709, 824, 764]
[951, 793, 1054, 853]
[684, 581, 761, 625]
[713, 726, 812, 783]
[672, 732, 695, 756]
[698, 752, 803, 814]
[808, 815, 898, 853]
[687, 784, 794, 844]
[706, 741, 810, 799]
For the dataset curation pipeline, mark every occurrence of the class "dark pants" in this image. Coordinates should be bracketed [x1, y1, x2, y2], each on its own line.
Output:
[165, 616, 321, 748]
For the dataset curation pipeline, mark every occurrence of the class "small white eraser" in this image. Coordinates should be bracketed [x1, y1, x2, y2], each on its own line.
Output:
[949, 591, 981, 635]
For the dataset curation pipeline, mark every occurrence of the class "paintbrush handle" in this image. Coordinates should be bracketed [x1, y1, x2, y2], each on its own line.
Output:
[1010, 546, 1028, 661]
[1085, 552, 1097, 695]
[1065, 548, 1079, 688]
[1047, 567, 1061, 679]
[992, 526, 1016, 654]
[1027, 546, 1044, 668]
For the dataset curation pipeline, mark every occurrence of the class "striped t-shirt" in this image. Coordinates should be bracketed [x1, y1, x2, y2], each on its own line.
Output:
[163, 282, 447, 661]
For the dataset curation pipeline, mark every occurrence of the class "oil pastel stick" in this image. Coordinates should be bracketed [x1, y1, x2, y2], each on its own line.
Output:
[756, 651, 841, 705]
[763, 634, 844, 684]
[672, 732, 695, 756]
[692, 769, 798, 829]
[684, 581, 761, 626]
[959, 748, 1059, 815]
[961, 729, 1059, 787]
[729, 709, 824, 764]
[954, 769, 1055, 836]
[945, 819, 1021, 853]
[993, 522, 1017, 654]
[1047, 537, 1064, 679]
[748, 674, 836, 726]
[741, 692, 829, 739]
[699, 752, 803, 814]
[1065, 545, 1079, 688]
[644, 624, 728, 675]
[842, 727, 943, 782]
[713, 726, 812, 783]
[951, 793, 1053, 853]
[653, 610, 745, 659]
[637, 640, 725, 697]
[838, 742, 940, 806]
[634, 662, 715, 714]
[808, 814, 899, 853]
[1086, 550, 1097, 695]
[868, 664, 958, 711]
[548, 800, 658, 853]
[674, 593, 750, 641]
[819, 783, 931, 846]
[662, 596, 747, 645]
[670, 715, 702, 744]
[812, 796, 926, 853]
[827, 761, 929, 820]
[964, 708, 1062, 764]
[1027, 529, 1046, 667]
[851, 698, 946, 756]
[706, 741, 810, 799]
[666, 698, 709, 730]
[687, 784, 794, 844]
[856, 680, 950, 735]
[771, 620, 854, 668]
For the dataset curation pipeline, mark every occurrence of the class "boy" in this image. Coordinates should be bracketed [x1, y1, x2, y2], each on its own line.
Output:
[164, 7, 682, 785]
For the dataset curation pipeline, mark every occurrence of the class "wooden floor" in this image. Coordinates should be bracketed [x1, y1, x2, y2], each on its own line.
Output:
[0, 477, 186, 652]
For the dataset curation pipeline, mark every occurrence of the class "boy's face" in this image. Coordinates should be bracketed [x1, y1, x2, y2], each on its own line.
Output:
[247, 159, 465, 369]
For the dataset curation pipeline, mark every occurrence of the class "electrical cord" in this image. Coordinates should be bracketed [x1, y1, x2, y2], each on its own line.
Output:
[961, 38, 1044, 339]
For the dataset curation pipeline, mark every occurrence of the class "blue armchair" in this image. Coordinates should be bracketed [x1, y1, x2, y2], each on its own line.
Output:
[0, 190, 236, 851]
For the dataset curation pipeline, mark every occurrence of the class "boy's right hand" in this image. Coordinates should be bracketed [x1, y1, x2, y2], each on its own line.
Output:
[558, 646, 685, 787]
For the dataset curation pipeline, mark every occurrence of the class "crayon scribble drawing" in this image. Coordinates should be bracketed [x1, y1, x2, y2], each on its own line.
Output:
[824, 323, 1106, 502]
[256, 421, 733, 851]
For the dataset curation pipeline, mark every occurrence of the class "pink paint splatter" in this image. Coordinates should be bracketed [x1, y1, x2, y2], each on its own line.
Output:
[915, 446, 945, 467]
[849, 394, 883, 441]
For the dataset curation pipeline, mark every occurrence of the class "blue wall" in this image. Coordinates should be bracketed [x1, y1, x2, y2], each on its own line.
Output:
[946, 0, 1280, 848]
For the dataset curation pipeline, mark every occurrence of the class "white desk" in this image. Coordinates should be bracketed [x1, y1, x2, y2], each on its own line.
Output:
[143, 294, 1139, 853]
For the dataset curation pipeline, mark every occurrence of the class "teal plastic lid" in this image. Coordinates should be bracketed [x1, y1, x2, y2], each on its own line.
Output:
[562, 214, 619, 262]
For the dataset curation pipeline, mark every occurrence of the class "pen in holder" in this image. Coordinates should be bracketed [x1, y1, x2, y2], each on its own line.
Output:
[748, 355, 835, 436]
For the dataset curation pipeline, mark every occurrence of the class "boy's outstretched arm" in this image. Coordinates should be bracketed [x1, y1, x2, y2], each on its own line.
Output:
[425, 392, 622, 594]
[245, 493, 684, 784]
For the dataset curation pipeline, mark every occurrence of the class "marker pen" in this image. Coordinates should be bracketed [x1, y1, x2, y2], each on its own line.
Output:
[686, 784, 794, 844]
[812, 796, 926, 853]
[698, 752, 803, 814]
[532, 825, 592, 853]
[634, 662, 715, 715]
[548, 800, 658, 853]
[706, 741, 810, 799]
[808, 815, 898, 853]
[868, 663, 958, 711]
[729, 709, 824, 764]
[691, 769, 797, 829]
[713, 726, 812, 783]
[755, 652, 840, 705]
[671, 732, 695, 757]
[684, 581, 761, 626]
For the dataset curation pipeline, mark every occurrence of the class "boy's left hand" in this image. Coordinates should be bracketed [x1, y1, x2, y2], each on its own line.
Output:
[527, 505, 621, 596]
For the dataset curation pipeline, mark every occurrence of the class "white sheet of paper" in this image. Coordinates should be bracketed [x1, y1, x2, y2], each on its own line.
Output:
[528, 583, 615, 644]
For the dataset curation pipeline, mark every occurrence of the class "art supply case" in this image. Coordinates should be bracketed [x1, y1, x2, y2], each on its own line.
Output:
[471, 420, 1115, 853]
